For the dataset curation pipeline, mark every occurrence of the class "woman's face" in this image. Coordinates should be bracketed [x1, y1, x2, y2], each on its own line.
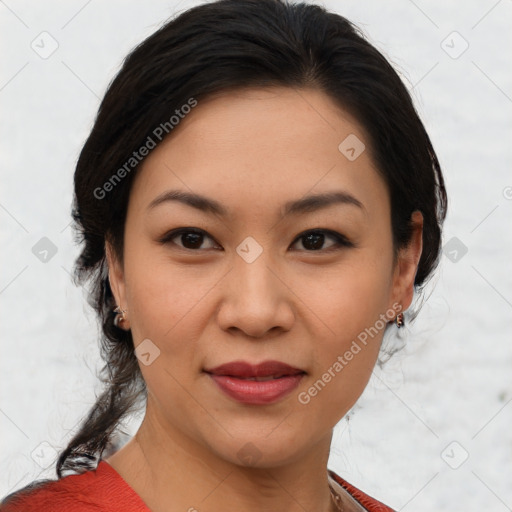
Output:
[107, 86, 422, 468]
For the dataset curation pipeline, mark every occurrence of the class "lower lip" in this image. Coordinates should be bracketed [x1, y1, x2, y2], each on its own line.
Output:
[208, 373, 304, 405]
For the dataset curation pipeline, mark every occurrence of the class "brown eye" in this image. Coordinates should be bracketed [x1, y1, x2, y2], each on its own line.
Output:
[159, 228, 354, 253]
[159, 228, 220, 251]
[290, 229, 354, 252]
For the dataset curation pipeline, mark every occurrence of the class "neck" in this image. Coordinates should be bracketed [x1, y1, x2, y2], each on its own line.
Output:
[106, 404, 337, 512]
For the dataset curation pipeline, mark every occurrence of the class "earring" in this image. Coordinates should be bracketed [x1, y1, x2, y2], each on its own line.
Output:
[395, 312, 404, 328]
[113, 306, 127, 328]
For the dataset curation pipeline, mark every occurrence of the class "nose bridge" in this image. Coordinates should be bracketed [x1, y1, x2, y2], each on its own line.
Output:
[216, 235, 294, 337]
[233, 235, 278, 305]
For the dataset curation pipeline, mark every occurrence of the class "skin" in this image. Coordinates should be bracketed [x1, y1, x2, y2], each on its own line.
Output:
[105, 86, 423, 512]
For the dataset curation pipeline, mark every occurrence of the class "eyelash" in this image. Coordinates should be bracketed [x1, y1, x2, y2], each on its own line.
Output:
[158, 227, 355, 253]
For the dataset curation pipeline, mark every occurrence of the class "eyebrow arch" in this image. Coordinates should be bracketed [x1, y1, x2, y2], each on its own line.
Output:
[146, 189, 364, 217]
[147, 190, 228, 217]
[282, 191, 364, 216]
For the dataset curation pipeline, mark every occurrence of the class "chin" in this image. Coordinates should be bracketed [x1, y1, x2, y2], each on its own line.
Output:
[205, 430, 313, 470]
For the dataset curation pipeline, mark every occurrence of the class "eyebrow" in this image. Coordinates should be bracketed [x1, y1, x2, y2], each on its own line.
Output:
[146, 189, 364, 217]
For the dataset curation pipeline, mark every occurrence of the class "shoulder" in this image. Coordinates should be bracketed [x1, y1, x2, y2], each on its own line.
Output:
[328, 469, 395, 512]
[0, 471, 100, 512]
[0, 461, 149, 512]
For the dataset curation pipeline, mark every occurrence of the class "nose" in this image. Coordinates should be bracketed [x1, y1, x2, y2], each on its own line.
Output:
[215, 245, 295, 339]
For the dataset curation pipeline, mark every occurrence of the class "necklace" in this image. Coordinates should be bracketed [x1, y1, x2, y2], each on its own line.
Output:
[329, 482, 345, 511]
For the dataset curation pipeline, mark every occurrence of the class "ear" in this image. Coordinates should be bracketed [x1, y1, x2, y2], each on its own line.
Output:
[105, 240, 130, 329]
[389, 210, 424, 312]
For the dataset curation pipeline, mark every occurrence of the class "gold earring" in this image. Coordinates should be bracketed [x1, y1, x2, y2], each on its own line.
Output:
[395, 312, 404, 328]
[113, 306, 127, 328]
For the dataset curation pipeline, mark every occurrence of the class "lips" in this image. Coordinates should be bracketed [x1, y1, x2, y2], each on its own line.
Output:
[205, 360, 305, 379]
[204, 360, 306, 405]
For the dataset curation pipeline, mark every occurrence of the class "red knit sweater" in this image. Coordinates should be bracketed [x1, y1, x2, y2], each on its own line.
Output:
[1, 461, 395, 511]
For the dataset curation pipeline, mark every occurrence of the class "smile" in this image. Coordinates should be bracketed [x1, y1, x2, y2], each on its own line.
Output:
[204, 360, 306, 405]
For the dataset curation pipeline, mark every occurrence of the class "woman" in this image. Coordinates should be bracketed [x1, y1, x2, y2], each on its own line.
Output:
[1, 0, 446, 510]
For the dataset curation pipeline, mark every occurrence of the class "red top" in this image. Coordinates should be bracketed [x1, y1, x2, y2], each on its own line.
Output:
[1, 460, 394, 511]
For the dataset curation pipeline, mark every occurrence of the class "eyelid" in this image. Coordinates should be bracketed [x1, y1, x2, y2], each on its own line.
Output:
[158, 227, 221, 248]
[158, 227, 355, 251]
[290, 229, 355, 251]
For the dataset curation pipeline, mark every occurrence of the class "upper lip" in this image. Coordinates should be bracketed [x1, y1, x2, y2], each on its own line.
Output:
[204, 360, 305, 378]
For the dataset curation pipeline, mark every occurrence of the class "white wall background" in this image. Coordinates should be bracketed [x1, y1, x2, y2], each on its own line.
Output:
[1, 1, 511, 510]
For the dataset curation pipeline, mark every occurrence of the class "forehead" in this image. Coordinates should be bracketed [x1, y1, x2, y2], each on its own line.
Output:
[128, 86, 388, 222]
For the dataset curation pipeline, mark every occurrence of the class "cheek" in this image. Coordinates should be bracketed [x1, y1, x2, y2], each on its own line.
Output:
[122, 252, 211, 406]
[123, 234, 181, 325]
[314, 278, 388, 376]
[296, 251, 394, 412]
[122, 242, 226, 362]
[303, 250, 394, 340]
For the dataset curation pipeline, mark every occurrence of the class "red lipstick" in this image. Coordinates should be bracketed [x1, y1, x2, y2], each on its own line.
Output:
[204, 360, 305, 405]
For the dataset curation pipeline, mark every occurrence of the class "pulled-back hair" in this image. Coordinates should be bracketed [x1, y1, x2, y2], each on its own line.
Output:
[5, 0, 447, 494]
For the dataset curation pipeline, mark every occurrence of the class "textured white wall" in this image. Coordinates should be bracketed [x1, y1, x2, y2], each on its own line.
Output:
[1, 1, 511, 510]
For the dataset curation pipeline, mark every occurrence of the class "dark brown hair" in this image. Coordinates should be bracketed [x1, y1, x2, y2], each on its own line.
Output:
[3, 0, 446, 500]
